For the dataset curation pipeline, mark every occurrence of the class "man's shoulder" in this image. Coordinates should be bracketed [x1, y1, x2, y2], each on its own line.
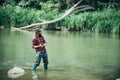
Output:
[32, 36, 37, 41]
[32, 36, 36, 39]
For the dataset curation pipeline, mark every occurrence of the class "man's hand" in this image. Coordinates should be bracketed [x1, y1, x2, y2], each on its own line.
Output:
[32, 45, 40, 48]
[42, 43, 46, 47]
[38, 44, 44, 47]
[32, 43, 46, 49]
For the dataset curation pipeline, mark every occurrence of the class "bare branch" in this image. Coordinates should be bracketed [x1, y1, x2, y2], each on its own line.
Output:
[74, 6, 95, 12]
[16, 0, 83, 30]
[12, 0, 94, 31]
[75, 5, 95, 10]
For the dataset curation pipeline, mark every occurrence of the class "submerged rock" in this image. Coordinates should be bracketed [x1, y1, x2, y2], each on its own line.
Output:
[8, 67, 25, 78]
[116, 78, 120, 80]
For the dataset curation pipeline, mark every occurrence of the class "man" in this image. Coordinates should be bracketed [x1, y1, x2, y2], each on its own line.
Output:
[32, 29, 48, 74]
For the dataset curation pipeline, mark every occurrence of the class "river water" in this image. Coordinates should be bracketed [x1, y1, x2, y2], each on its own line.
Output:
[0, 29, 120, 80]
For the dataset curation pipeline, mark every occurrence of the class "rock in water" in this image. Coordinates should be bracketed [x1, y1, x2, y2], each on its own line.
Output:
[8, 67, 25, 78]
[116, 78, 120, 80]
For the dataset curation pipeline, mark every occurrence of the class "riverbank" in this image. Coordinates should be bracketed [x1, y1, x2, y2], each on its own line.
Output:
[0, 5, 120, 34]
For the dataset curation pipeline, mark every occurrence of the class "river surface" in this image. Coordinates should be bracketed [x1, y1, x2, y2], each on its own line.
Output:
[0, 29, 120, 80]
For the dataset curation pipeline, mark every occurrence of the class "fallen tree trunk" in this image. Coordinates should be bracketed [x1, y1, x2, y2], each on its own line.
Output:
[14, 0, 94, 30]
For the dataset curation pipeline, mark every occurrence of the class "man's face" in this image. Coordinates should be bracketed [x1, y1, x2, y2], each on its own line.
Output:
[37, 31, 42, 37]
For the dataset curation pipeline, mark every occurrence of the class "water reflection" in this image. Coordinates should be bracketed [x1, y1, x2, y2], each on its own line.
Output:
[42, 71, 47, 80]
[45, 30, 120, 40]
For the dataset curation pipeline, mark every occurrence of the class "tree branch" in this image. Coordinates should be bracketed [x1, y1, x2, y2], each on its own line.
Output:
[15, 0, 83, 30]
[13, 0, 94, 31]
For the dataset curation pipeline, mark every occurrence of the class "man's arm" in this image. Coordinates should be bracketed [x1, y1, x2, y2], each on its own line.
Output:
[33, 44, 43, 48]
[42, 36, 47, 47]
[33, 43, 46, 48]
[42, 42, 47, 47]
[32, 42, 47, 48]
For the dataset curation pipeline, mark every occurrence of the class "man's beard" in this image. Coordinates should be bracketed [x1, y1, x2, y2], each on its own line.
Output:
[38, 34, 42, 37]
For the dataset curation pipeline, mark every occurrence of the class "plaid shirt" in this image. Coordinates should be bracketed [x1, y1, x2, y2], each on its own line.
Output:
[32, 36, 46, 53]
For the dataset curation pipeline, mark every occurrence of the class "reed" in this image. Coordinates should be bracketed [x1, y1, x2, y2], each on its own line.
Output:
[61, 8, 120, 33]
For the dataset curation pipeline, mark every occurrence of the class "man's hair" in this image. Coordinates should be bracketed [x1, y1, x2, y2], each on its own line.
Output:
[35, 29, 41, 33]
[35, 29, 41, 34]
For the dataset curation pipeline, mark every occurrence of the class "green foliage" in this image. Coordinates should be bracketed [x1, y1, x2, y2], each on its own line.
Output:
[92, 8, 120, 33]
[18, 0, 41, 10]
[0, 5, 59, 28]
[0, 6, 39, 28]
[10, 6, 39, 27]
[58, 8, 120, 33]
[0, 1, 120, 34]
[0, 6, 11, 28]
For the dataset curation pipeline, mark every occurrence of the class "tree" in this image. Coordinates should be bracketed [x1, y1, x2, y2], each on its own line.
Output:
[13, 0, 94, 30]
